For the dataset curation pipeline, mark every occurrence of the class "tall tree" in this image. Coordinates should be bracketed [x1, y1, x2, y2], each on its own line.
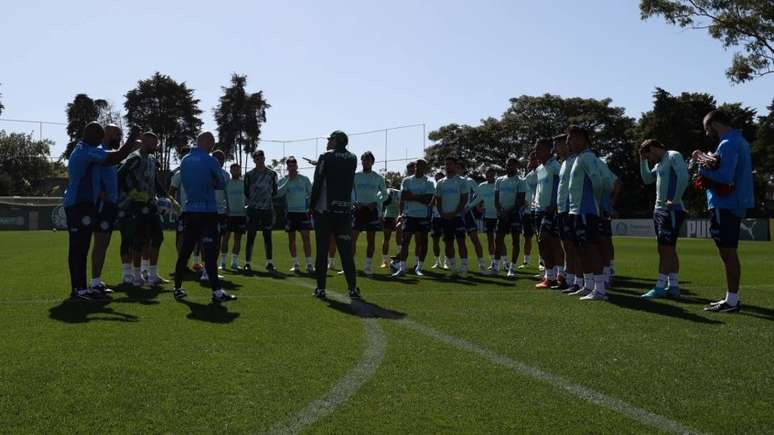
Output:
[0, 83, 4, 116]
[0, 131, 58, 195]
[640, 0, 774, 83]
[636, 88, 759, 215]
[426, 94, 639, 213]
[63, 94, 117, 159]
[752, 99, 774, 212]
[124, 72, 203, 171]
[214, 73, 270, 168]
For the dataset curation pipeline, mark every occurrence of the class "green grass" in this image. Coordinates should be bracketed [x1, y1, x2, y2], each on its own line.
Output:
[1, 231, 773, 434]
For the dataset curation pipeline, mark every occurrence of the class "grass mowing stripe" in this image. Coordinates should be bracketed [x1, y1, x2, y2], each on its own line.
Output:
[284, 278, 704, 435]
[266, 318, 386, 435]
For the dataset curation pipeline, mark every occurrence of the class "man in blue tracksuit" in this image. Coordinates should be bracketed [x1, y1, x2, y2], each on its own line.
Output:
[63, 122, 137, 301]
[172, 131, 236, 304]
[694, 110, 754, 313]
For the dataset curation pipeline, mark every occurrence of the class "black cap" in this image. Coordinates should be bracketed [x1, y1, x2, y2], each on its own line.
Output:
[328, 130, 348, 147]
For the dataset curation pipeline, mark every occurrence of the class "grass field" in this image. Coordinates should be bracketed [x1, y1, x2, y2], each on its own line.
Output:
[0, 231, 773, 434]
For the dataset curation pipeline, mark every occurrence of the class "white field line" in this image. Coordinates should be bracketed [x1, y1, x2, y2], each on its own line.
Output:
[287, 277, 705, 435]
[265, 289, 386, 435]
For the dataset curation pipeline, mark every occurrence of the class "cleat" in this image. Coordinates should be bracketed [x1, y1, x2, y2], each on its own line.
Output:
[242, 264, 252, 273]
[90, 282, 114, 295]
[562, 284, 581, 294]
[506, 268, 517, 278]
[667, 286, 681, 299]
[442, 261, 450, 270]
[580, 291, 608, 301]
[192, 263, 204, 272]
[313, 288, 327, 299]
[641, 287, 667, 300]
[71, 288, 109, 302]
[146, 276, 169, 287]
[518, 263, 529, 269]
[327, 259, 337, 270]
[230, 262, 239, 270]
[141, 270, 149, 281]
[306, 264, 315, 273]
[363, 265, 373, 277]
[132, 277, 146, 287]
[431, 261, 441, 269]
[458, 268, 468, 278]
[289, 264, 300, 273]
[551, 277, 568, 290]
[348, 287, 363, 300]
[173, 288, 188, 300]
[536, 279, 557, 289]
[218, 262, 225, 270]
[266, 262, 276, 272]
[704, 301, 740, 313]
[392, 268, 407, 278]
[380, 260, 390, 269]
[122, 274, 134, 284]
[211, 289, 237, 304]
[414, 267, 424, 277]
[568, 287, 591, 297]
[337, 270, 346, 275]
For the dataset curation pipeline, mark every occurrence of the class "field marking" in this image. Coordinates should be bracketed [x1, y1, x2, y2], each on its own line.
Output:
[266, 316, 386, 434]
[283, 278, 705, 435]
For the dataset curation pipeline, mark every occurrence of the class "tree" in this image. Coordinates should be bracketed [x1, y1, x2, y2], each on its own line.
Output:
[214, 73, 270, 168]
[62, 94, 118, 159]
[124, 72, 203, 171]
[268, 157, 288, 178]
[426, 94, 640, 214]
[640, 0, 774, 83]
[0, 131, 59, 196]
[0, 83, 4, 116]
[752, 99, 774, 212]
[636, 88, 759, 215]
[382, 170, 403, 189]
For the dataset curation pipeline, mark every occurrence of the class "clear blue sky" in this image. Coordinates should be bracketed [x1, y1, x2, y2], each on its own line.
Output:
[1, 0, 771, 174]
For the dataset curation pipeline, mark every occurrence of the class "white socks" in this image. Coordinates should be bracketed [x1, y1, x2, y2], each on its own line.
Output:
[594, 274, 606, 294]
[148, 265, 158, 279]
[656, 273, 668, 289]
[668, 273, 679, 288]
[306, 257, 313, 266]
[122, 263, 132, 276]
[414, 256, 420, 268]
[192, 255, 201, 265]
[231, 253, 239, 263]
[566, 273, 576, 287]
[140, 259, 149, 272]
[583, 273, 594, 290]
[291, 257, 299, 266]
[523, 255, 531, 264]
[547, 268, 557, 280]
[91, 277, 101, 287]
[725, 291, 739, 306]
[219, 253, 227, 264]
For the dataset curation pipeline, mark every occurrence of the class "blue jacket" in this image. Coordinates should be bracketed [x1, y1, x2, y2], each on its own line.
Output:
[700, 129, 754, 217]
[180, 147, 226, 213]
[63, 141, 107, 207]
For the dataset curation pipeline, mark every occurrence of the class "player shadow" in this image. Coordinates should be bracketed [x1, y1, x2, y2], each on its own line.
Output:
[48, 299, 138, 324]
[360, 271, 420, 285]
[244, 269, 288, 280]
[177, 299, 240, 324]
[605, 292, 723, 325]
[613, 275, 693, 287]
[110, 283, 165, 305]
[324, 297, 407, 320]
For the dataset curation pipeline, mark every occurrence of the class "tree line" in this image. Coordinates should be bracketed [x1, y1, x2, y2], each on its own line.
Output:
[424, 90, 774, 218]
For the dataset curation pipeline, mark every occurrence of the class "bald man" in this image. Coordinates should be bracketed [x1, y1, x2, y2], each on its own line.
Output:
[64, 122, 137, 301]
[89, 124, 123, 294]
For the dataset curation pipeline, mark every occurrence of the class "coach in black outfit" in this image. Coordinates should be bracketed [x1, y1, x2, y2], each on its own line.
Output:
[309, 130, 360, 300]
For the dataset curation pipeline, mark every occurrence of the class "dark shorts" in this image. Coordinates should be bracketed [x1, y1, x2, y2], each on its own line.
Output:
[226, 215, 247, 234]
[247, 208, 275, 232]
[463, 210, 479, 234]
[132, 205, 164, 248]
[496, 210, 523, 235]
[536, 211, 560, 239]
[286, 212, 313, 232]
[65, 203, 97, 233]
[521, 211, 535, 237]
[709, 208, 741, 248]
[353, 206, 382, 232]
[572, 213, 599, 247]
[218, 214, 228, 232]
[404, 216, 431, 234]
[598, 212, 613, 238]
[483, 218, 498, 234]
[94, 200, 118, 233]
[558, 213, 574, 241]
[179, 212, 219, 248]
[653, 209, 686, 246]
[383, 217, 398, 231]
[441, 216, 467, 242]
[431, 217, 444, 238]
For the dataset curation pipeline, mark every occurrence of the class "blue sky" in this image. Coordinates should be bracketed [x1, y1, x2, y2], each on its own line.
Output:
[1, 0, 771, 174]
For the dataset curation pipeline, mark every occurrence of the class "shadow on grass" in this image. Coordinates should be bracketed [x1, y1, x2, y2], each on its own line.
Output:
[242, 269, 288, 280]
[110, 283, 165, 305]
[606, 292, 723, 325]
[420, 270, 516, 288]
[358, 271, 420, 285]
[323, 297, 407, 320]
[177, 299, 240, 324]
[49, 299, 138, 323]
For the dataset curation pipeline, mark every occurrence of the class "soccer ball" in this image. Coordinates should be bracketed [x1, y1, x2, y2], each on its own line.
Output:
[157, 198, 173, 215]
